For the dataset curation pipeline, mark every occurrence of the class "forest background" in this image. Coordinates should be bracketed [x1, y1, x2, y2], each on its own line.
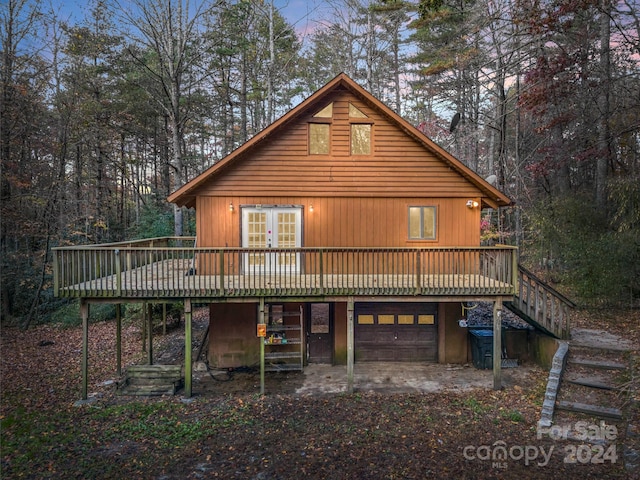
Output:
[1, 0, 639, 328]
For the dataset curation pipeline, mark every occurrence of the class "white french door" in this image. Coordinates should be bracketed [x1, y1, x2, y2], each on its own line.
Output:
[242, 207, 302, 274]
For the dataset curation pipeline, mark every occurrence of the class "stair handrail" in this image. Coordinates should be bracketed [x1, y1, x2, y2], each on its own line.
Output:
[510, 265, 576, 339]
[517, 265, 577, 308]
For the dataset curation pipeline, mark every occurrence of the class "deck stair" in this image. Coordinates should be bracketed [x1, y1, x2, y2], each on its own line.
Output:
[506, 266, 575, 339]
[554, 340, 629, 431]
[117, 364, 183, 396]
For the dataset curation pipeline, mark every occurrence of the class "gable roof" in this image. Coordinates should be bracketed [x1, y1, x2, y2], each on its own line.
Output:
[168, 73, 512, 209]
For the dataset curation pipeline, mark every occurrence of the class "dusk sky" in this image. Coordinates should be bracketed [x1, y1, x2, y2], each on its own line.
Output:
[50, 0, 329, 39]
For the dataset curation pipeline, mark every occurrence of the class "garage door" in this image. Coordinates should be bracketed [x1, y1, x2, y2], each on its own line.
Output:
[355, 303, 437, 362]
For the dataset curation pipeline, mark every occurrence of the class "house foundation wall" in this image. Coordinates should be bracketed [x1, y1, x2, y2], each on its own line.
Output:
[208, 303, 259, 369]
[440, 302, 469, 363]
[206, 301, 533, 370]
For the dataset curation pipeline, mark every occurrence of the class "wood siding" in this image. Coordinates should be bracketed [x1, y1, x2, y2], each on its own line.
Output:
[197, 196, 481, 248]
[194, 89, 484, 250]
[196, 92, 481, 199]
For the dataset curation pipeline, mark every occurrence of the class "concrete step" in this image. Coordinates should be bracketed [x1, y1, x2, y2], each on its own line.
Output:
[117, 384, 178, 396]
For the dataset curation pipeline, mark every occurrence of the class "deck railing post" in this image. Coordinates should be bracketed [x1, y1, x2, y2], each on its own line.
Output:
[219, 250, 225, 296]
[319, 249, 324, 294]
[115, 249, 121, 297]
[511, 248, 518, 294]
[53, 250, 60, 297]
[415, 250, 422, 295]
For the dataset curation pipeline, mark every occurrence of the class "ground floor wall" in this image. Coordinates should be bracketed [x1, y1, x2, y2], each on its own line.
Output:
[207, 300, 531, 369]
[208, 303, 260, 368]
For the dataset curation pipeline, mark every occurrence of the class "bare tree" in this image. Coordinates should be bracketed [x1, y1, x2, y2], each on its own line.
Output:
[115, 0, 218, 236]
[596, 0, 611, 208]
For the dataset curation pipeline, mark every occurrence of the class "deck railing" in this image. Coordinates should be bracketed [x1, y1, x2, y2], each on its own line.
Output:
[53, 238, 518, 299]
[507, 266, 575, 339]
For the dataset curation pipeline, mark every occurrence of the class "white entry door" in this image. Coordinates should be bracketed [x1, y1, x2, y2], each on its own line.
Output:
[242, 207, 302, 273]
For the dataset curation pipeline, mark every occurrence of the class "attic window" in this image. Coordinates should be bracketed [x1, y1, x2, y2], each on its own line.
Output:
[314, 103, 333, 118]
[309, 123, 330, 155]
[349, 103, 368, 118]
[350, 124, 371, 155]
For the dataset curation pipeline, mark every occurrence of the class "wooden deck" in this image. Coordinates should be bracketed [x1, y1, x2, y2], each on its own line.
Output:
[53, 240, 518, 300]
[58, 260, 514, 298]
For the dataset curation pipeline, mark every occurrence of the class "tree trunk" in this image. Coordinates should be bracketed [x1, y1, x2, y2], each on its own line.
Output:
[596, 0, 611, 208]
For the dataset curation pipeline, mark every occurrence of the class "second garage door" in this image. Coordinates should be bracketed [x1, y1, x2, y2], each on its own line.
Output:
[354, 302, 438, 362]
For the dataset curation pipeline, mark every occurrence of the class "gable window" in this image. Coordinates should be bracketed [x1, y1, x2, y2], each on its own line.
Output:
[349, 103, 368, 118]
[314, 103, 333, 118]
[309, 123, 330, 155]
[409, 206, 436, 240]
[350, 123, 371, 155]
[349, 102, 371, 155]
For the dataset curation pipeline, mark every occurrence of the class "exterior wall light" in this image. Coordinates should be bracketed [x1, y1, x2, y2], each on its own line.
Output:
[229, 202, 234, 212]
[466, 200, 479, 209]
[309, 204, 314, 212]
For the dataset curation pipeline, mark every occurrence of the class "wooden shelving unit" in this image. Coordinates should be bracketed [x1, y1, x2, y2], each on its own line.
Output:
[264, 305, 303, 371]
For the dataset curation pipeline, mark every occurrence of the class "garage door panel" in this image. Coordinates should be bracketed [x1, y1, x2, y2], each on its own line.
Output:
[357, 345, 397, 362]
[354, 302, 438, 362]
[395, 326, 436, 342]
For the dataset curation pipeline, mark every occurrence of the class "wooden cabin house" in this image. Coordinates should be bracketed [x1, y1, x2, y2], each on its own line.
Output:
[167, 73, 514, 377]
[54, 74, 573, 399]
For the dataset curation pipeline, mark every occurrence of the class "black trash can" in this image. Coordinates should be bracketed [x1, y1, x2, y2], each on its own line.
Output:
[469, 329, 493, 369]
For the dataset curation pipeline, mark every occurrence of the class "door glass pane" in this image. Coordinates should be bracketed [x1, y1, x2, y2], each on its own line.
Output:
[242, 207, 301, 273]
[378, 314, 395, 325]
[270, 305, 284, 325]
[277, 212, 297, 266]
[310, 304, 330, 333]
[247, 212, 267, 266]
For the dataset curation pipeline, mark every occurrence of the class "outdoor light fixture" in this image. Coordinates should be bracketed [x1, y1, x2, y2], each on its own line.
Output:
[229, 202, 234, 212]
[309, 204, 314, 212]
[466, 200, 479, 209]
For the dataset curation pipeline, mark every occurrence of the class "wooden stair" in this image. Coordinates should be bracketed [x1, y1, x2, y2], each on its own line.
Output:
[555, 344, 628, 424]
[506, 266, 575, 339]
[556, 400, 623, 420]
[118, 364, 183, 396]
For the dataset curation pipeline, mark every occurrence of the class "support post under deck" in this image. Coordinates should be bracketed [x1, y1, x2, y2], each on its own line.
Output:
[116, 304, 122, 376]
[259, 298, 265, 395]
[80, 299, 89, 400]
[184, 299, 193, 397]
[347, 297, 354, 393]
[493, 299, 503, 390]
[147, 303, 153, 365]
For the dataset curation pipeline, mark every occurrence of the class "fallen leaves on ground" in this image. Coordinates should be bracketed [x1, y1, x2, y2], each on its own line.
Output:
[1, 309, 637, 479]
